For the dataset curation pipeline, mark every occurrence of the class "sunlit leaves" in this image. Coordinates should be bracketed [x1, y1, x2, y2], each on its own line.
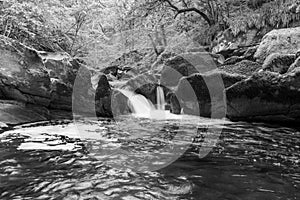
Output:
[1, 0, 299, 70]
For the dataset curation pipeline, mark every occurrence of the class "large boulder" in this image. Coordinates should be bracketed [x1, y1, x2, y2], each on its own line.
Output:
[174, 71, 243, 118]
[42, 52, 85, 111]
[160, 53, 218, 87]
[72, 67, 95, 116]
[226, 70, 300, 123]
[262, 53, 296, 74]
[254, 27, 300, 63]
[0, 36, 97, 123]
[111, 90, 131, 116]
[160, 55, 197, 87]
[171, 59, 253, 117]
[0, 35, 94, 107]
[0, 37, 51, 106]
[95, 73, 113, 118]
[218, 60, 262, 77]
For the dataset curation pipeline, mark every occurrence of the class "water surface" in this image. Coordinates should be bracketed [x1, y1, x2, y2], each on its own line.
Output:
[0, 116, 299, 200]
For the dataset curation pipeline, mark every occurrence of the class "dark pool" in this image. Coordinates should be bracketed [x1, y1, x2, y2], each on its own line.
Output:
[0, 116, 299, 200]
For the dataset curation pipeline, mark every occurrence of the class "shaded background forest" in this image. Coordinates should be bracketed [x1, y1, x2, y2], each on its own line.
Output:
[1, 0, 300, 69]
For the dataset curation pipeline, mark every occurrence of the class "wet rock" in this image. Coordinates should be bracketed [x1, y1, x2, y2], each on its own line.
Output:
[0, 77, 51, 107]
[0, 36, 96, 120]
[0, 37, 80, 109]
[254, 27, 300, 63]
[0, 100, 49, 125]
[167, 93, 181, 114]
[226, 70, 300, 123]
[111, 90, 131, 116]
[262, 53, 296, 74]
[0, 37, 51, 106]
[49, 80, 73, 111]
[160, 53, 218, 87]
[160, 55, 198, 87]
[175, 71, 241, 118]
[43, 53, 85, 111]
[95, 73, 113, 118]
[49, 110, 73, 120]
[72, 67, 95, 116]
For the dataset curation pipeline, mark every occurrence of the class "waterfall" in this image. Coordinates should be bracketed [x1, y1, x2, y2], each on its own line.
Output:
[117, 89, 181, 120]
[156, 86, 165, 110]
[118, 89, 154, 118]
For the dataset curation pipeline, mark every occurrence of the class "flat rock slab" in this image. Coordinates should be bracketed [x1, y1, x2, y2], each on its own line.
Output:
[0, 101, 49, 125]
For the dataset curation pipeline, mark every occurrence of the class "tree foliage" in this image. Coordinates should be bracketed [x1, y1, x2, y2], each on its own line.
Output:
[0, 0, 299, 69]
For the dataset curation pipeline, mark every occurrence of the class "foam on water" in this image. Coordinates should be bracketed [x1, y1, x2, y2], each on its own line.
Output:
[118, 89, 182, 120]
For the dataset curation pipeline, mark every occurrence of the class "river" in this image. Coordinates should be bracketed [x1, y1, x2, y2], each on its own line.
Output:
[0, 115, 299, 199]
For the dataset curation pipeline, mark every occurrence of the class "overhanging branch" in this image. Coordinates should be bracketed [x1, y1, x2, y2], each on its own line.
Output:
[161, 0, 212, 26]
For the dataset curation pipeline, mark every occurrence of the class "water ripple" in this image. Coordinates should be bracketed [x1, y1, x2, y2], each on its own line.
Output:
[0, 118, 299, 199]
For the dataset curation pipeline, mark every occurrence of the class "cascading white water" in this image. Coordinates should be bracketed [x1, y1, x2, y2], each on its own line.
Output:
[118, 89, 181, 120]
[156, 86, 165, 110]
[118, 89, 154, 118]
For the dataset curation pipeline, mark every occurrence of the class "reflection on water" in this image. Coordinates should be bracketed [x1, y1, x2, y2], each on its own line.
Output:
[0, 116, 299, 199]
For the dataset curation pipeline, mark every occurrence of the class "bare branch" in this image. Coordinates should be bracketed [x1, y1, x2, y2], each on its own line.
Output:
[161, 0, 212, 26]
[163, 0, 179, 11]
[181, 0, 188, 8]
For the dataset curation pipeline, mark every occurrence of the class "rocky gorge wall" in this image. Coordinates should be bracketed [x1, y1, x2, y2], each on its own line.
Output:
[1, 26, 300, 127]
[170, 27, 300, 124]
[0, 36, 94, 126]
